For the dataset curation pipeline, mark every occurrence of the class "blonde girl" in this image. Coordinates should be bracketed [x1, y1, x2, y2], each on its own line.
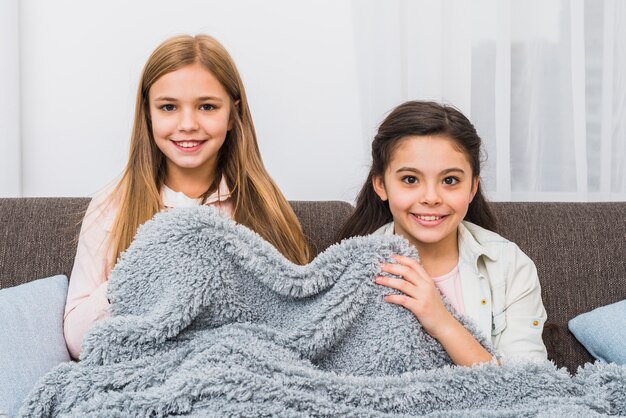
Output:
[65, 34, 310, 359]
[339, 101, 547, 366]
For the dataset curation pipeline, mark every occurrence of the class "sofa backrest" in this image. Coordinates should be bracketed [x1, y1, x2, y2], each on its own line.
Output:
[0, 198, 90, 289]
[490, 202, 626, 373]
[0, 199, 354, 289]
[1, 198, 624, 373]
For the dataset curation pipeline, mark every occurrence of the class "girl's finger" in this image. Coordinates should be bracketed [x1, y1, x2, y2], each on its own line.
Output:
[383, 294, 418, 312]
[391, 254, 433, 284]
[375, 276, 419, 299]
[391, 254, 421, 269]
[380, 262, 426, 286]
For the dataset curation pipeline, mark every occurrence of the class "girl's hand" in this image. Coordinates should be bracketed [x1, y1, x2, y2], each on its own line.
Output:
[375, 254, 457, 341]
[376, 254, 494, 367]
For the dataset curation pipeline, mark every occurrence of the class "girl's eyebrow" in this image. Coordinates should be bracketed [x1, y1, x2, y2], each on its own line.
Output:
[197, 96, 224, 102]
[152, 96, 224, 102]
[153, 96, 178, 102]
[395, 167, 421, 174]
[395, 167, 466, 175]
[440, 168, 466, 175]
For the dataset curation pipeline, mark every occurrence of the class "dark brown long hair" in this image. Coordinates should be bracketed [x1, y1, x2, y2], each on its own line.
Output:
[338, 101, 496, 240]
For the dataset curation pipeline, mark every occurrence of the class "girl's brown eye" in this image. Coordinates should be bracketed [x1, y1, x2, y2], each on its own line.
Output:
[402, 176, 417, 184]
[443, 177, 459, 185]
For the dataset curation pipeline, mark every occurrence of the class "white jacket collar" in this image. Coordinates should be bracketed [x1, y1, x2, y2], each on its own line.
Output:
[458, 221, 499, 265]
[373, 220, 498, 264]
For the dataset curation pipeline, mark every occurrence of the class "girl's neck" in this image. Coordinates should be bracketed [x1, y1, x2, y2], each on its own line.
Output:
[164, 164, 216, 199]
[411, 232, 460, 278]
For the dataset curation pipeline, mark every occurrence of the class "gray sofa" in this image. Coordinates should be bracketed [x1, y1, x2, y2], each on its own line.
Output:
[0, 198, 625, 374]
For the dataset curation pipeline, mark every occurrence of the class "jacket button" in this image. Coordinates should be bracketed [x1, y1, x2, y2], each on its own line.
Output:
[481, 298, 487, 305]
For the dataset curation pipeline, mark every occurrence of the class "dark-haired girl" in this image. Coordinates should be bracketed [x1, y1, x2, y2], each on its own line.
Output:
[340, 101, 547, 366]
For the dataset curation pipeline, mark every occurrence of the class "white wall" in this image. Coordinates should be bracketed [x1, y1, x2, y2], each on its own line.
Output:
[14, 0, 368, 201]
[4, 0, 625, 201]
[0, 0, 21, 197]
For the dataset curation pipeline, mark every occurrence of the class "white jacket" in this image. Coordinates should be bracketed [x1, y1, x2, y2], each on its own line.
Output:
[374, 221, 548, 362]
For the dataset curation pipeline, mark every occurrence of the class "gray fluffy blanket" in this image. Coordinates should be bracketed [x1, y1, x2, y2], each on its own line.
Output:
[20, 207, 626, 417]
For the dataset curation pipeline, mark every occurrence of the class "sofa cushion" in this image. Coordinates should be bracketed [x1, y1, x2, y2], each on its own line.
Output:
[568, 298, 626, 365]
[0, 274, 71, 417]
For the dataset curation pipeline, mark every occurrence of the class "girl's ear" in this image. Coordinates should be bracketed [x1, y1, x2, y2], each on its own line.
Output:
[227, 100, 241, 131]
[372, 175, 388, 201]
[470, 176, 480, 202]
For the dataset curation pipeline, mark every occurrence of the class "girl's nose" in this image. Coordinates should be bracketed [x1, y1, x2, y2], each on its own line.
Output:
[420, 184, 442, 205]
[178, 109, 199, 131]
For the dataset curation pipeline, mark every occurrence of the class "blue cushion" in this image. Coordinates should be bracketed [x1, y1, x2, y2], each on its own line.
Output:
[568, 299, 626, 365]
[0, 275, 71, 417]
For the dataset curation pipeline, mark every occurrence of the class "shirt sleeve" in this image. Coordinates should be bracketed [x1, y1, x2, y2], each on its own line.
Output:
[495, 244, 548, 362]
[63, 191, 116, 360]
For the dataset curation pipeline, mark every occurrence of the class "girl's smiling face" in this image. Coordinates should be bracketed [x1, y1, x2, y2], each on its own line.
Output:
[149, 63, 233, 185]
[373, 135, 478, 254]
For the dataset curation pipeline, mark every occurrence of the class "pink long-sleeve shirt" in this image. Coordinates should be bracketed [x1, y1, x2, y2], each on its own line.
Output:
[64, 180, 233, 359]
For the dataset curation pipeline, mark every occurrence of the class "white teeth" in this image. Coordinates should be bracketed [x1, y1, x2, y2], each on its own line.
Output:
[176, 141, 200, 148]
[417, 215, 441, 221]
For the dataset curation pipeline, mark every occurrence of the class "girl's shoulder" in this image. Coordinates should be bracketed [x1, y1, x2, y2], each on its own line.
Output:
[90, 180, 120, 204]
[460, 221, 537, 275]
[460, 221, 510, 245]
[372, 222, 394, 236]
[459, 221, 527, 260]
[82, 180, 122, 232]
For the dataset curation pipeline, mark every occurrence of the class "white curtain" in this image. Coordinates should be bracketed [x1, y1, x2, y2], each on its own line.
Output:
[352, 0, 626, 201]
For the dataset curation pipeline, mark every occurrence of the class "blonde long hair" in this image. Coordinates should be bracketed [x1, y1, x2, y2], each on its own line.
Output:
[109, 34, 310, 265]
